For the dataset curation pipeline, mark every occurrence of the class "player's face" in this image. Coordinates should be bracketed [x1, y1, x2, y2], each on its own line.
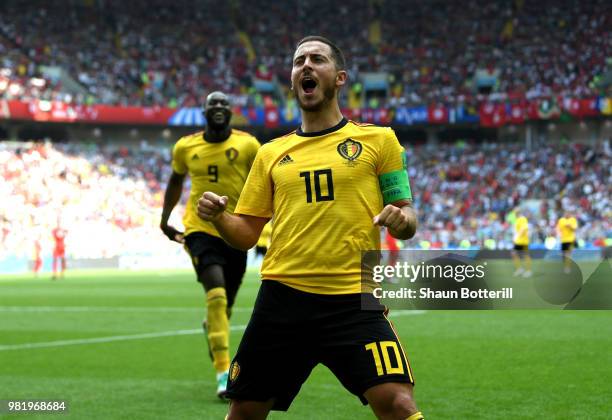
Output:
[291, 41, 345, 112]
[204, 92, 232, 128]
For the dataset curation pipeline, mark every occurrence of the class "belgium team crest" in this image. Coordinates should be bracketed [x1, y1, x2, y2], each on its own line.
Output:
[337, 138, 362, 166]
[229, 361, 240, 382]
[226, 147, 239, 162]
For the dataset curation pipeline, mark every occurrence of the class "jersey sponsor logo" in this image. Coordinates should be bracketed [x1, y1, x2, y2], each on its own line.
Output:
[277, 154, 294, 166]
[229, 361, 240, 382]
[337, 138, 362, 166]
[226, 147, 239, 161]
[191, 153, 200, 160]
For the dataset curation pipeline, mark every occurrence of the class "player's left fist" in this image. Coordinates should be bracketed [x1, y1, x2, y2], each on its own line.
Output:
[373, 205, 409, 232]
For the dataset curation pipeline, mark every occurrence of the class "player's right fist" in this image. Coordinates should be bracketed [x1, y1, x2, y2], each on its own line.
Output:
[197, 192, 228, 221]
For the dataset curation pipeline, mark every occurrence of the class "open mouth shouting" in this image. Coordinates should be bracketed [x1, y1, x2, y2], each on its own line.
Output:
[301, 76, 318, 96]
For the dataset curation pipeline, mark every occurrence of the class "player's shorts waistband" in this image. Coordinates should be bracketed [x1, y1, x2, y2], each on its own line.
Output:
[258, 279, 385, 315]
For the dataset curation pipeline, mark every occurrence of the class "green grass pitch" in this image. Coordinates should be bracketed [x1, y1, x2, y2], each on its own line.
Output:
[1, 268, 611, 419]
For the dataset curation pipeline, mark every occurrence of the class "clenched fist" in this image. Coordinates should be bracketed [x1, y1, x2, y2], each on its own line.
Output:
[197, 191, 228, 221]
[373, 204, 411, 234]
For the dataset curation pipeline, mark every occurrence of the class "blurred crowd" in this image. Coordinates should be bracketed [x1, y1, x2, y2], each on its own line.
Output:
[1, 139, 609, 262]
[0, 140, 182, 261]
[407, 140, 611, 249]
[0, 0, 609, 108]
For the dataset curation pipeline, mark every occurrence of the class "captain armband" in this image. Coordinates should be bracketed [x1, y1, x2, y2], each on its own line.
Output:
[379, 170, 412, 205]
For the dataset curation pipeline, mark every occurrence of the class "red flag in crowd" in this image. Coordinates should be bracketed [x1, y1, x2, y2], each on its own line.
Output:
[428, 104, 448, 124]
[508, 102, 526, 124]
[579, 98, 599, 117]
[479, 102, 506, 127]
[264, 105, 279, 128]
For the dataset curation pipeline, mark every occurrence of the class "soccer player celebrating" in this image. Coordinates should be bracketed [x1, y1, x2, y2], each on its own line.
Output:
[557, 209, 578, 274]
[160, 91, 260, 398]
[511, 208, 532, 277]
[51, 224, 67, 279]
[197, 36, 423, 419]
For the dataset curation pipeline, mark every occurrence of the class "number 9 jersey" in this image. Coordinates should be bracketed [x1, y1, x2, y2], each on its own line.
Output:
[235, 118, 411, 295]
[172, 130, 260, 238]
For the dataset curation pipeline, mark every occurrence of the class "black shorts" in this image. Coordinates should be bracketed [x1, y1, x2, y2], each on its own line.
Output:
[561, 242, 575, 251]
[184, 232, 247, 307]
[513, 244, 528, 252]
[226, 281, 415, 411]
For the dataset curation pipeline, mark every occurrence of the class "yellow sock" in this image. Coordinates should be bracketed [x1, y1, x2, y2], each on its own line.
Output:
[406, 412, 424, 420]
[207, 287, 230, 373]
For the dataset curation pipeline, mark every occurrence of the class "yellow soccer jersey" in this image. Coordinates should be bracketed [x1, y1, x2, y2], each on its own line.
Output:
[513, 216, 529, 246]
[235, 118, 411, 295]
[172, 129, 260, 237]
[557, 216, 577, 243]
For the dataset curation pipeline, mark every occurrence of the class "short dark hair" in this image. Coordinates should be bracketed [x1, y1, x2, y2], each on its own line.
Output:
[296, 35, 346, 70]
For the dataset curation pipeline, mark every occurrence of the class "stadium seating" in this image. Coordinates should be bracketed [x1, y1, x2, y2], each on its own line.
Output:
[408, 141, 611, 249]
[0, 140, 183, 261]
[1, 140, 609, 261]
[0, 0, 609, 107]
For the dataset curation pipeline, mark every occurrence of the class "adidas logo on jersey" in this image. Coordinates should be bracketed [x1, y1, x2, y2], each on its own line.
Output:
[192, 154, 200, 160]
[278, 154, 294, 165]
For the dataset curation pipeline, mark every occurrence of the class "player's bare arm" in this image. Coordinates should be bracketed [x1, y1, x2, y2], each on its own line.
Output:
[374, 199, 417, 240]
[160, 170, 186, 243]
[197, 191, 269, 250]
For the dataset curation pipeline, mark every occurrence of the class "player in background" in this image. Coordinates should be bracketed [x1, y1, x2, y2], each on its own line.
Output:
[557, 210, 578, 274]
[197, 36, 423, 420]
[511, 208, 531, 277]
[33, 238, 42, 277]
[160, 91, 260, 398]
[51, 224, 67, 279]
[255, 222, 272, 258]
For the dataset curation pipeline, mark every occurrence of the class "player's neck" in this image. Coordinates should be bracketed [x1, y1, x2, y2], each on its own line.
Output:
[299, 105, 344, 134]
[204, 126, 231, 143]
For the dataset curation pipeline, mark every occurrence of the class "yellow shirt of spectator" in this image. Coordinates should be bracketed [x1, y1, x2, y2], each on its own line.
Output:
[513, 216, 529, 246]
[557, 216, 578, 244]
[235, 118, 412, 295]
[172, 130, 260, 238]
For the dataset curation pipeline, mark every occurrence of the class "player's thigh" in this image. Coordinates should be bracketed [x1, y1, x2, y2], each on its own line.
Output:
[184, 232, 229, 290]
[226, 282, 317, 411]
[320, 310, 415, 403]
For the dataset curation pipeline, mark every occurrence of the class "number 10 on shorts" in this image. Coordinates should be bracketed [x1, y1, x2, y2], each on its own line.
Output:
[365, 341, 405, 376]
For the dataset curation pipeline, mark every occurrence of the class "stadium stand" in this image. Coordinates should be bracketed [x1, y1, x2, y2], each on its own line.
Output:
[0, 140, 184, 266]
[409, 141, 611, 249]
[1, 139, 609, 266]
[0, 0, 609, 107]
[0, 0, 610, 270]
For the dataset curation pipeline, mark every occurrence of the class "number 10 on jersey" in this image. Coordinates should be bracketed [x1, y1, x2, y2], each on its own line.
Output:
[299, 169, 334, 203]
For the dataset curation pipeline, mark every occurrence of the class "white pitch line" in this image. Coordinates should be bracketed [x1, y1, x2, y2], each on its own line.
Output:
[388, 310, 427, 317]
[0, 310, 425, 351]
[0, 325, 247, 352]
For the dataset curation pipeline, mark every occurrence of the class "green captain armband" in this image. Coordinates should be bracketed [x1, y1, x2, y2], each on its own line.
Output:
[379, 170, 412, 205]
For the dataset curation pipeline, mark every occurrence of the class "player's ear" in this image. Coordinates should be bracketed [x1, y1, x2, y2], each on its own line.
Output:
[335, 70, 347, 88]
